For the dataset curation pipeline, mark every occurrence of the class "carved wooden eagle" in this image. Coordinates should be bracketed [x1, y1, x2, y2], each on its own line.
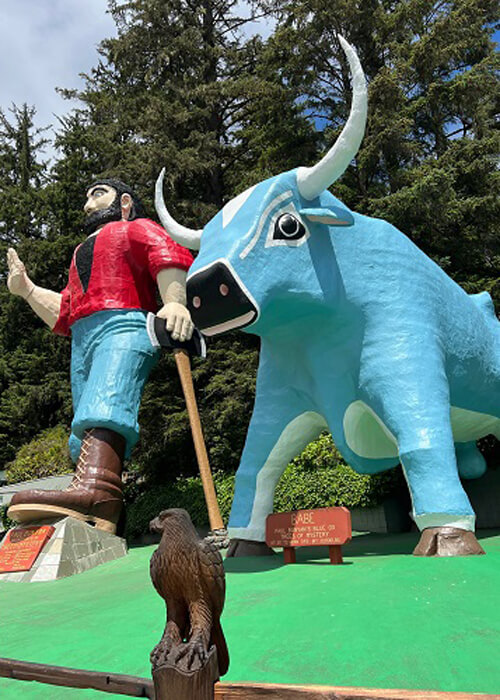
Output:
[149, 508, 229, 676]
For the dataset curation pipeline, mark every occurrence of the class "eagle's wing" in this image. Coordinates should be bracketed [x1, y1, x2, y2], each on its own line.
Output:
[150, 549, 164, 597]
[150, 540, 198, 602]
[197, 539, 225, 615]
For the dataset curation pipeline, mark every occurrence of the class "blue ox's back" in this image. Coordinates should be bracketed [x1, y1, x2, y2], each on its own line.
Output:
[157, 38, 500, 557]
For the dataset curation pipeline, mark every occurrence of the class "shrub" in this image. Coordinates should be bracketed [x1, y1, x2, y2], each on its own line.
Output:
[5, 425, 73, 484]
[278, 433, 403, 510]
[125, 470, 237, 539]
[275, 462, 402, 511]
[125, 433, 403, 539]
[125, 475, 211, 540]
[0, 505, 15, 532]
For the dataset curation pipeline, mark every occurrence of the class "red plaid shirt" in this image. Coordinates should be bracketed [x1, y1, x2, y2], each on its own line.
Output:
[53, 218, 193, 336]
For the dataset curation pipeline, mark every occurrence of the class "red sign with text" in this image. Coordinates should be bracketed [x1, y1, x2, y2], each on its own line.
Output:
[0, 525, 54, 573]
[266, 507, 351, 553]
[266, 506, 352, 564]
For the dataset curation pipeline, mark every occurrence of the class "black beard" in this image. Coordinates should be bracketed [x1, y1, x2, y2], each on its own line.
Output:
[83, 197, 123, 236]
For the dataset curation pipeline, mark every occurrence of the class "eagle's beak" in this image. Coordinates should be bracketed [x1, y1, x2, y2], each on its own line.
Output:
[149, 517, 163, 534]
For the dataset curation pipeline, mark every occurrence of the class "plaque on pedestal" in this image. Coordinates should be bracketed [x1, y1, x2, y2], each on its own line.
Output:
[0, 517, 127, 582]
[0, 525, 54, 573]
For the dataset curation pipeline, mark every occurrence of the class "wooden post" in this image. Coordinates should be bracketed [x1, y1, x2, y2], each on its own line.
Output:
[328, 545, 343, 565]
[153, 647, 219, 700]
[174, 348, 224, 531]
[283, 547, 296, 564]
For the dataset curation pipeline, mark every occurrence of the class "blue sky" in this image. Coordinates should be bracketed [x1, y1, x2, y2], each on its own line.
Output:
[0, 0, 115, 142]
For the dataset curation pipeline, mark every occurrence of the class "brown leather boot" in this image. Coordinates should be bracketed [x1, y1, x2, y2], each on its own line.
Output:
[8, 428, 126, 534]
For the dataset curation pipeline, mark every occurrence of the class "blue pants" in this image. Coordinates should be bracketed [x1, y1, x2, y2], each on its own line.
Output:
[69, 310, 160, 462]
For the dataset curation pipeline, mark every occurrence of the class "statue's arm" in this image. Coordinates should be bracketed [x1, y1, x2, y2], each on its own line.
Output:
[7, 248, 61, 329]
[156, 267, 194, 342]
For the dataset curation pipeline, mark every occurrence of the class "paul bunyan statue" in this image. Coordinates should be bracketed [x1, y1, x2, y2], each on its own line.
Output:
[156, 37, 500, 557]
[7, 179, 194, 534]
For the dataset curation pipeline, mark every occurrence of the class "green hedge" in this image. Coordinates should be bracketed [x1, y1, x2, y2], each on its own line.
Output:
[0, 505, 15, 532]
[5, 425, 73, 484]
[124, 471, 233, 540]
[125, 434, 403, 539]
[277, 433, 402, 510]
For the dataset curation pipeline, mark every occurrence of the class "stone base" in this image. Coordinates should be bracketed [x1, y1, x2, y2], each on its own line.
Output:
[0, 517, 127, 583]
[350, 498, 412, 534]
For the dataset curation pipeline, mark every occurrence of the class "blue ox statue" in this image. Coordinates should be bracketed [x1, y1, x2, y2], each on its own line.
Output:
[156, 37, 500, 557]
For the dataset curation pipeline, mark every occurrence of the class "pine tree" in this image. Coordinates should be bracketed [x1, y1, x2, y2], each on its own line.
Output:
[54, 0, 317, 211]
[1, 0, 497, 486]
[50, 0, 317, 482]
[256, 0, 500, 304]
[0, 106, 73, 468]
[0, 104, 51, 243]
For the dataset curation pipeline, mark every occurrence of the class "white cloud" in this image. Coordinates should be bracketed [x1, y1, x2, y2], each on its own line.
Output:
[0, 0, 115, 141]
[0, 1, 274, 160]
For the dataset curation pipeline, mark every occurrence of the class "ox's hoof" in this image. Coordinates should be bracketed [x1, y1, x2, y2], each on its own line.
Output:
[226, 538, 276, 557]
[413, 527, 485, 557]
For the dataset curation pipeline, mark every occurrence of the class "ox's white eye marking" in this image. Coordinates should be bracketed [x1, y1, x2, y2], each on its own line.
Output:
[264, 201, 310, 249]
[222, 185, 256, 228]
[239, 190, 294, 260]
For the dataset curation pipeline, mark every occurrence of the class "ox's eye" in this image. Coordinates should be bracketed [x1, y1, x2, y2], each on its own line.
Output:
[274, 213, 306, 241]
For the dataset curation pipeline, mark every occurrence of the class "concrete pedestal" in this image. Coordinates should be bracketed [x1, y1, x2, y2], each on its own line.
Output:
[350, 498, 412, 533]
[0, 517, 127, 583]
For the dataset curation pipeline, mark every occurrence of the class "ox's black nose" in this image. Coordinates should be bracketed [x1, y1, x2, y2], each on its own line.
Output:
[186, 261, 258, 336]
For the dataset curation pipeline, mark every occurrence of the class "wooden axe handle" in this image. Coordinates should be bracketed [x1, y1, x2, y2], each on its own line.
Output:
[174, 349, 224, 531]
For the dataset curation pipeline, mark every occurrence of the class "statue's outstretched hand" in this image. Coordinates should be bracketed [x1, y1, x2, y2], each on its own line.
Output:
[7, 248, 33, 298]
[157, 302, 194, 342]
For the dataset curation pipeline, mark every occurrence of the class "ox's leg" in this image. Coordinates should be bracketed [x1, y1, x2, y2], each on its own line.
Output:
[361, 346, 484, 557]
[227, 409, 326, 556]
[401, 441, 485, 556]
[227, 362, 326, 556]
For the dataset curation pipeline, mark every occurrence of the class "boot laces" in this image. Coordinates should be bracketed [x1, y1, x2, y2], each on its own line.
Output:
[67, 429, 94, 491]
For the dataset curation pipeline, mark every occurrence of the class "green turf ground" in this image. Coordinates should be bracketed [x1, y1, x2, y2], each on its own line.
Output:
[1, 530, 499, 698]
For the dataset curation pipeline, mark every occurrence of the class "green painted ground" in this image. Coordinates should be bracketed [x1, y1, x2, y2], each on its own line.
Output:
[1, 530, 500, 698]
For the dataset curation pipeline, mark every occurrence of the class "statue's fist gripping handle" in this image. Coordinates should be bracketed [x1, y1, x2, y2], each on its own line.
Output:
[147, 313, 206, 358]
[7, 248, 34, 299]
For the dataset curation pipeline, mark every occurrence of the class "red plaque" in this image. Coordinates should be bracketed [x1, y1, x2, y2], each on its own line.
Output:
[266, 507, 351, 564]
[0, 525, 55, 573]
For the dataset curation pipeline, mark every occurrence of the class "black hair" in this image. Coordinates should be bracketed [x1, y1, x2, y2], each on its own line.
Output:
[88, 178, 146, 220]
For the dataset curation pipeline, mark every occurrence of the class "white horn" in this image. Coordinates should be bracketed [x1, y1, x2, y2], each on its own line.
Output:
[297, 36, 368, 201]
[155, 168, 202, 250]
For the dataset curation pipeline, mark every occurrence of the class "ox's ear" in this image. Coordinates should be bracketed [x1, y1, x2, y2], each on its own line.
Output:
[299, 206, 354, 227]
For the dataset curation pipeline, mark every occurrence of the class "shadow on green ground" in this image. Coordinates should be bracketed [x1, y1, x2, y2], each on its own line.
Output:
[224, 529, 500, 573]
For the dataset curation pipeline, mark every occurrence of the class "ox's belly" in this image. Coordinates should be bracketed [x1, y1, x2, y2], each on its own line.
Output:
[450, 406, 500, 442]
[343, 401, 500, 459]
